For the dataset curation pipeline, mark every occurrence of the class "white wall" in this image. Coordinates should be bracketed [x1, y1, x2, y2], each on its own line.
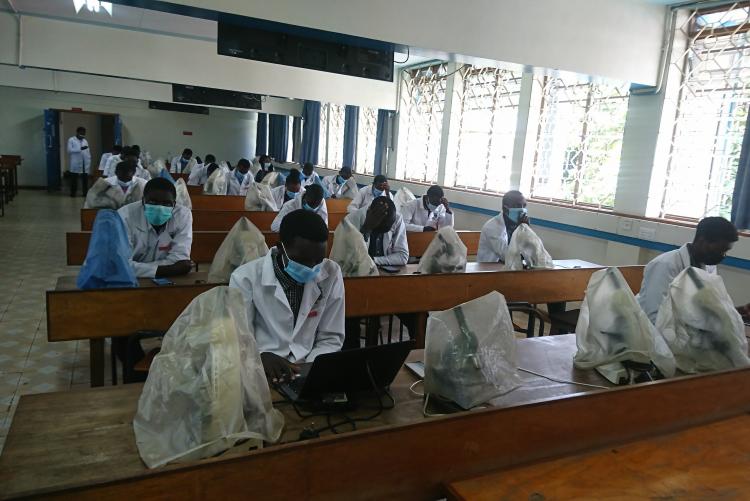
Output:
[0, 85, 258, 186]
[0, 12, 397, 109]
[163, 0, 667, 85]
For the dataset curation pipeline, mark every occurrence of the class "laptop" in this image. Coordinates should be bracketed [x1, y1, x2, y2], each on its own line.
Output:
[278, 340, 415, 403]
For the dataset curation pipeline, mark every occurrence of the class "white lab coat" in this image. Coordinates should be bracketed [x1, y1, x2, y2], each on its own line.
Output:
[98, 152, 112, 172]
[322, 175, 358, 199]
[226, 170, 252, 196]
[301, 172, 323, 189]
[477, 215, 512, 263]
[66, 136, 91, 174]
[345, 206, 409, 266]
[400, 196, 454, 232]
[104, 175, 147, 200]
[347, 185, 389, 213]
[170, 156, 197, 174]
[229, 250, 345, 363]
[270, 185, 305, 209]
[117, 201, 193, 278]
[271, 195, 329, 232]
[636, 243, 717, 324]
[187, 163, 207, 186]
[104, 155, 150, 180]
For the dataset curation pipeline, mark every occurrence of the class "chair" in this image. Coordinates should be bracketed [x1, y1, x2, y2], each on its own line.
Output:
[548, 308, 581, 335]
[507, 302, 549, 337]
[110, 330, 164, 384]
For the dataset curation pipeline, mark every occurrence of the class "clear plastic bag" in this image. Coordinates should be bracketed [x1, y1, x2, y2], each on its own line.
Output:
[76, 209, 138, 289]
[175, 178, 192, 209]
[260, 171, 283, 188]
[329, 218, 378, 277]
[123, 181, 144, 205]
[204, 166, 228, 195]
[147, 158, 168, 179]
[394, 187, 416, 213]
[133, 286, 284, 469]
[83, 177, 125, 209]
[574, 267, 676, 377]
[505, 224, 554, 271]
[207, 218, 269, 283]
[656, 267, 749, 373]
[417, 227, 467, 274]
[424, 291, 521, 409]
[244, 181, 279, 211]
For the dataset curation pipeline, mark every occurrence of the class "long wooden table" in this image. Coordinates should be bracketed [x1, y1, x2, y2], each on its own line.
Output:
[445, 414, 750, 500]
[47, 264, 643, 386]
[181, 194, 352, 212]
[80, 208, 347, 232]
[65, 230, 482, 265]
[4, 335, 750, 500]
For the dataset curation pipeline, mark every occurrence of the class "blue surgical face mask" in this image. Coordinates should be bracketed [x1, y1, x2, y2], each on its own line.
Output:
[286, 190, 298, 200]
[336, 175, 345, 185]
[303, 201, 319, 212]
[234, 170, 245, 183]
[280, 243, 321, 284]
[117, 179, 132, 189]
[507, 207, 528, 224]
[373, 187, 384, 197]
[427, 202, 438, 212]
[144, 203, 174, 226]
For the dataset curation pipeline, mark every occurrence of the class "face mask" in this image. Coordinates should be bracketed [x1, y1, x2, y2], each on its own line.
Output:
[280, 243, 321, 284]
[507, 207, 528, 224]
[286, 190, 298, 200]
[117, 179, 132, 190]
[336, 175, 345, 185]
[261, 162, 270, 170]
[144, 204, 174, 226]
[234, 170, 245, 183]
[303, 201, 319, 212]
[427, 202, 438, 212]
[373, 188, 384, 197]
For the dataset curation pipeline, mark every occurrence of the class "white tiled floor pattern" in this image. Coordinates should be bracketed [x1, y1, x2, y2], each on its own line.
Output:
[0, 190, 93, 453]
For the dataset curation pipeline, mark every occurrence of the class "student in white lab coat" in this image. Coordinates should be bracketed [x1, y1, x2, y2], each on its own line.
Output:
[400, 185, 454, 232]
[271, 184, 328, 232]
[229, 209, 345, 382]
[187, 154, 214, 186]
[271, 169, 304, 209]
[105, 160, 147, 200]
[170, 148, 196, 174]
[347, 174, 390, 213]
[98, 145, 122, 174]
[322, 166, 358, 199]
[118, 177, 193, 279]
[637, 217, 749, 323]
[300, 162, 324, 189]
[346, 196, 409, 267]
[66, 126, 92, 197]
[104, 146, 150, 180]
[477, 190, 529, 263]
[227, 158, 253, 196]
[254, 154, 275, 184]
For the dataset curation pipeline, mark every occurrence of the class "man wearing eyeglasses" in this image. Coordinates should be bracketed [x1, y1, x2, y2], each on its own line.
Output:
[118, 177, 194, 278]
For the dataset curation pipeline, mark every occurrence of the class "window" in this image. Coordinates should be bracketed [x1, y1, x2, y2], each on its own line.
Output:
[356, 107, 378, 174]
[659, 4, 750, 220]
[318, 103, 345, 168]
[445, 65, 522, 193]
[528, 75, 629, 208]
[396, 63, 448, 183]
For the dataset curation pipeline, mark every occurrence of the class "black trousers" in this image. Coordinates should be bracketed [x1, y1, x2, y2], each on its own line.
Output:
[69, 172, 89, 197]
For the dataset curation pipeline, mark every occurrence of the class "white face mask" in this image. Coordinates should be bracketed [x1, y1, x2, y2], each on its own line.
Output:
[117, 179, 132, 189]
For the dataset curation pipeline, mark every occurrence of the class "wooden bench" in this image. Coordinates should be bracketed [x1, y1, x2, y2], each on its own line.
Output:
[47, 265, 644, 385]
[80, 209, 347, 232]
[181, 188, 353, 210]
[3, 334, 749, 499]
[65, 230, 483, 265]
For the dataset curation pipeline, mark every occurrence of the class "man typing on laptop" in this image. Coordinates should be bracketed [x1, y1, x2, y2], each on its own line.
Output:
[229, 210, 345, 384]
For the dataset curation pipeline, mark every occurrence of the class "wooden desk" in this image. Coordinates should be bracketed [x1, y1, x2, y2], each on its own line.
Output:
[4, 335, 750, 500]
[445, 415, 750, 500]
[186, 184, 202, 196]
[80, 209, 347, 232]
[47, 266, 643, 386]
[65, 230, 483, 265]
[189, 194, 246, 210]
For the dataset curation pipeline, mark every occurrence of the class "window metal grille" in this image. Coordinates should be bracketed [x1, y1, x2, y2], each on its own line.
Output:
[529, 76, 629, 208]
[356, 107, 378, 174]
[446, 65, 522, 193]
[660, 3, 750, 220]
[327, 103, 346, 170]
[396, 63, 448, 183]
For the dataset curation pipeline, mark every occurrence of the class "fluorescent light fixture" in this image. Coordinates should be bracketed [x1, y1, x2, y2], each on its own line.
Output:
[73, 0, 113, 15]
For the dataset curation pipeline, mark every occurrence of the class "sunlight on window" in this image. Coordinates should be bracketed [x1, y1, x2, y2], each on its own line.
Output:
[356, 107, 378, 174]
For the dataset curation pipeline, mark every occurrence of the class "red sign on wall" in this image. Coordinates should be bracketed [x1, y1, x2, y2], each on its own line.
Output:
[183, 131, 193, 136]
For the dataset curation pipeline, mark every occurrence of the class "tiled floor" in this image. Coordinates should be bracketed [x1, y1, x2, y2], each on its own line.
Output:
[0, 189, 92, 452]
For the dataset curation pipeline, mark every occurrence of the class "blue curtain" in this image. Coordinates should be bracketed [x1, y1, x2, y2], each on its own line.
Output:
[374, 109, 392, 176]
[255, 113, 268, 156]
[268, 114, 289, 162]
[300, 101, 321, 165]
[343, 105, 359, 168]
[732, 117, 750, 229]
[292, 116, 302, 163]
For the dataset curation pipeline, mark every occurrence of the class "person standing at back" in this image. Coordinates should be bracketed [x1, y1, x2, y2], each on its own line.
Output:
[67, 126, 91, 197]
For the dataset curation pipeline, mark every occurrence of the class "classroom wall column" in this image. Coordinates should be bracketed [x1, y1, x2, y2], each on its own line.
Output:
[509, 73, 534, 191]
[436, 62, 459, 186]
